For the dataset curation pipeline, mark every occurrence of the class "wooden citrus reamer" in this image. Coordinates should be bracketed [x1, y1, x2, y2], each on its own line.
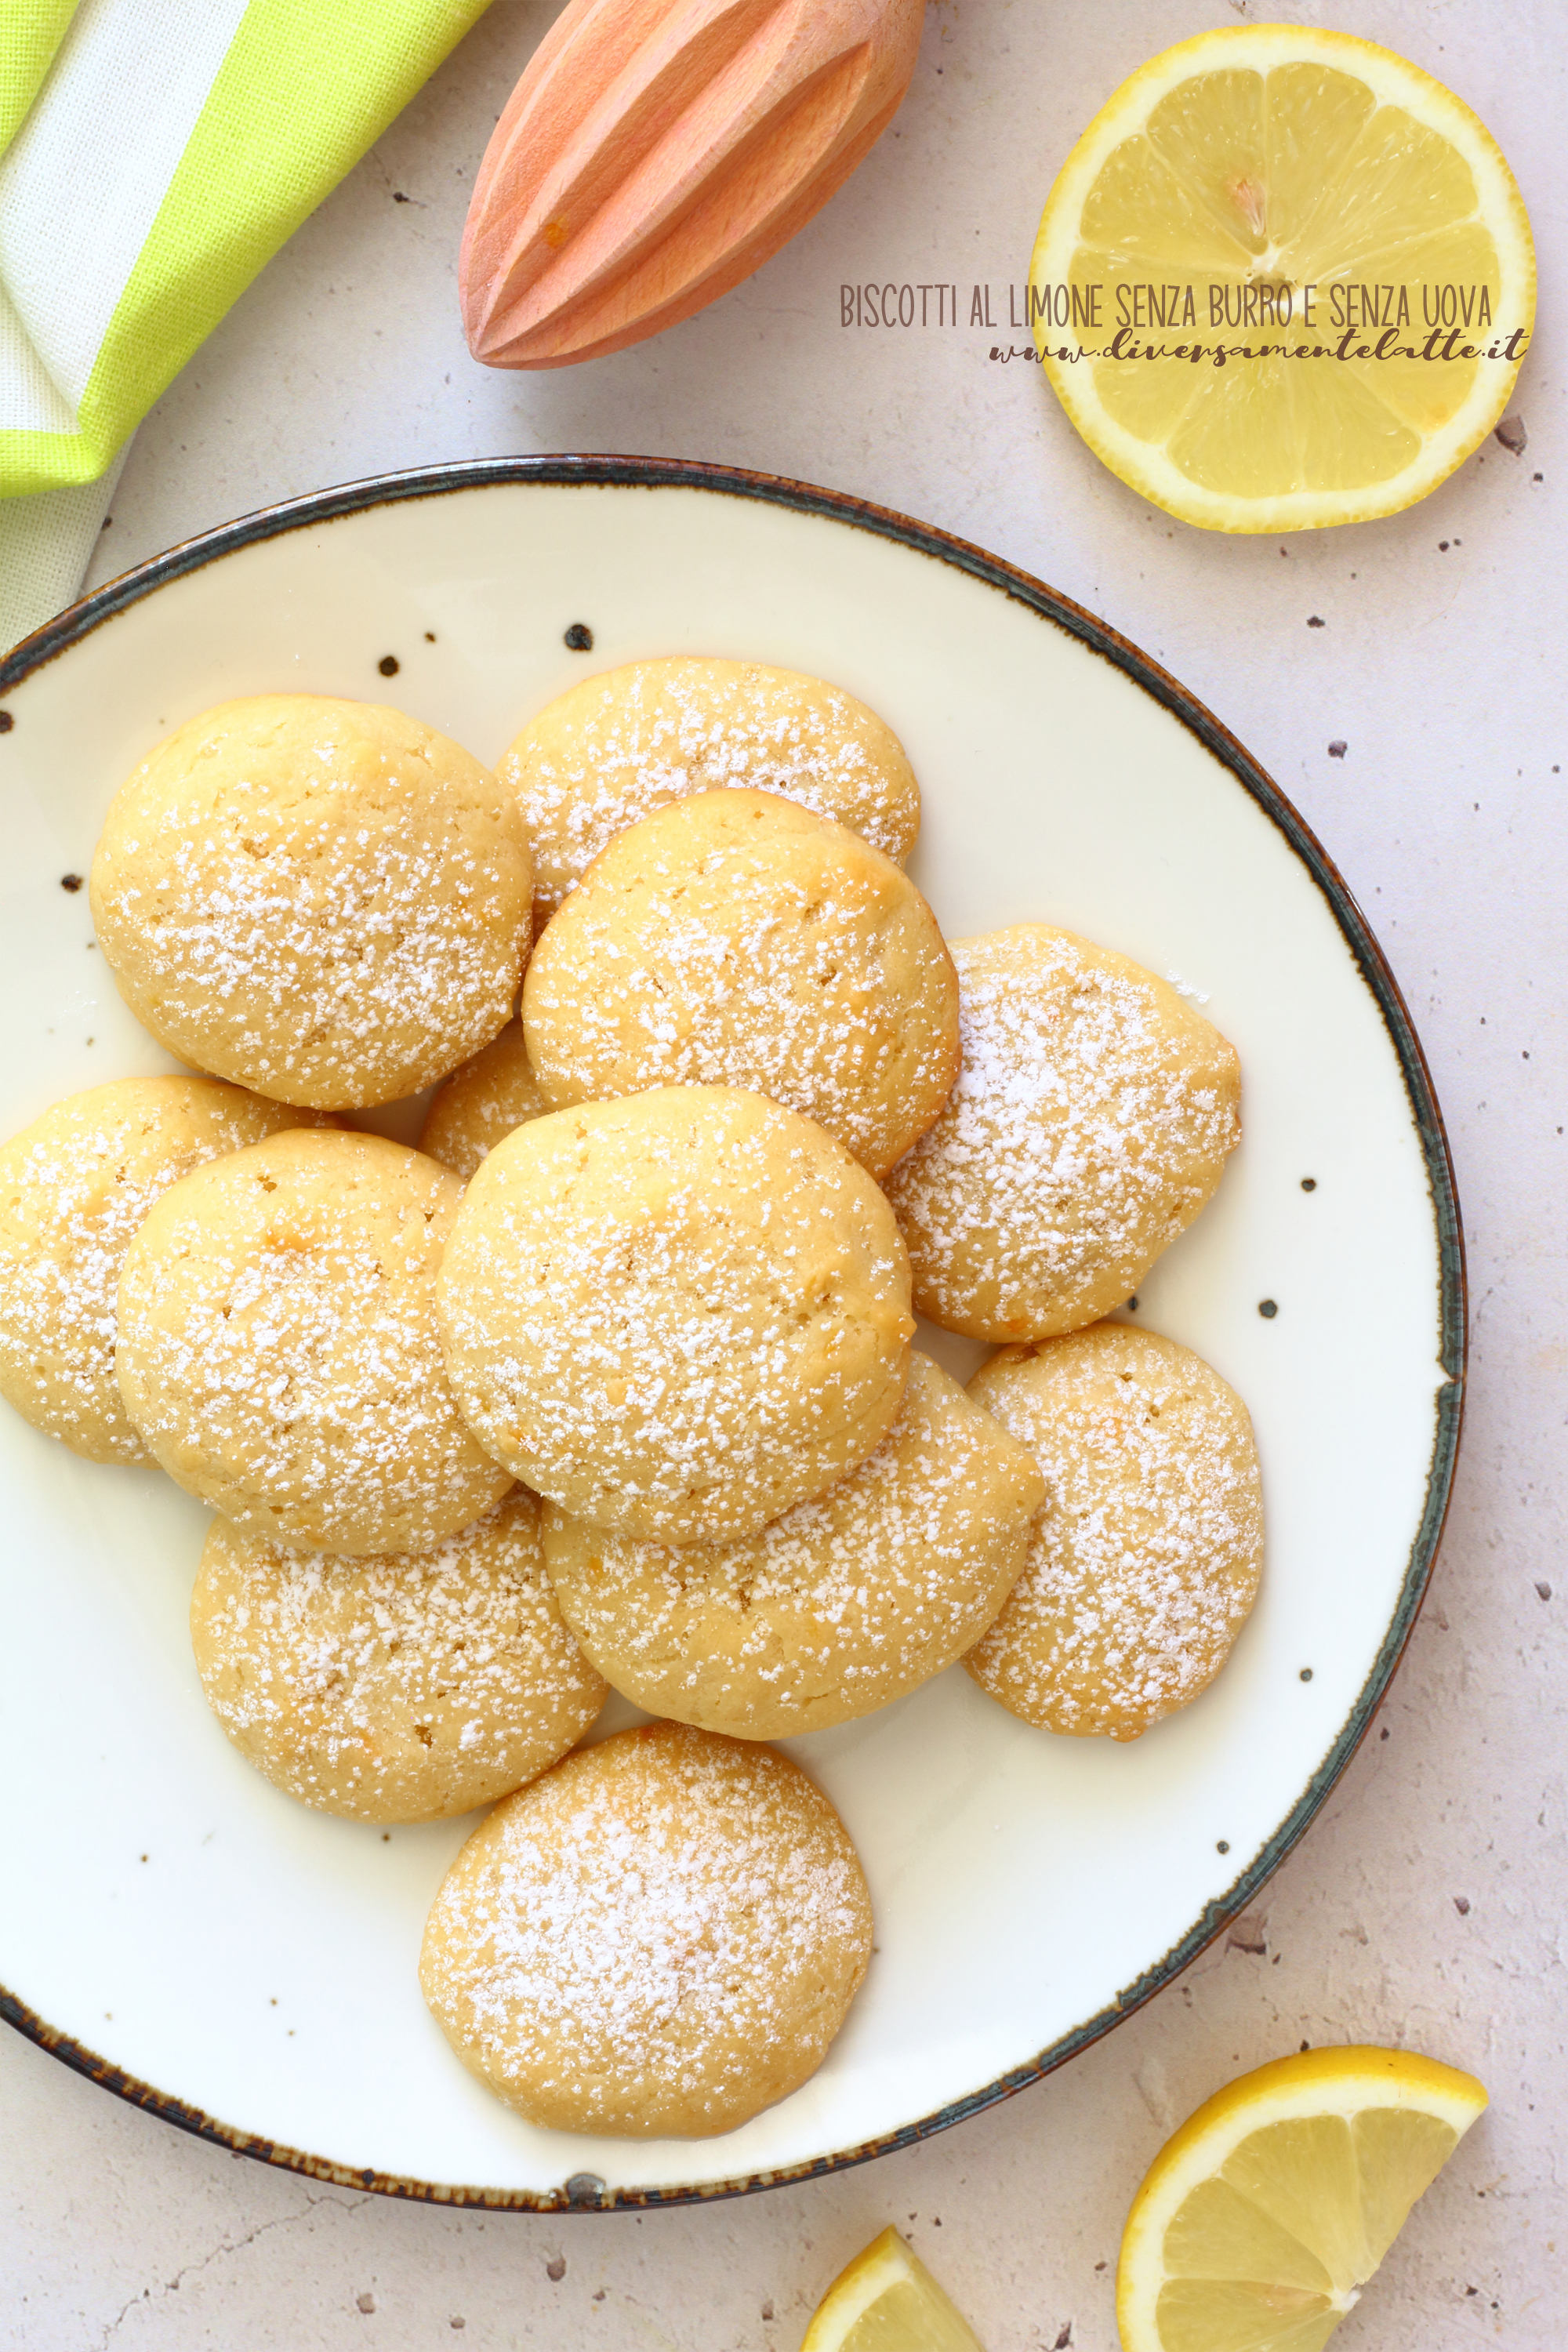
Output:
[459, 0, 926, 369]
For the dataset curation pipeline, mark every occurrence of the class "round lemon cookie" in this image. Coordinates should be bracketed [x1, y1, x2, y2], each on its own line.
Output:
[884, 925, 1241, 1341]
[191, 1492, 605, 1821]
[522, 790, 960, 1177]
[964, 1323, 1264, 1740]
[437, 1086, 913, 1544]
[117, 1127, 512, 1554]
[419, 1720, 873, 2136]
[542, 1354, 1045, 1738]
[419, 1021, 550, 1182]
[0, 1076, 324, 1464]
[90, 695, 533, 1109]
[501, 655, 920, 922]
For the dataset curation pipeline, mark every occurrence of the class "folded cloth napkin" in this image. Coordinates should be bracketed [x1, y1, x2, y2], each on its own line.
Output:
[0, 0, 494, 653]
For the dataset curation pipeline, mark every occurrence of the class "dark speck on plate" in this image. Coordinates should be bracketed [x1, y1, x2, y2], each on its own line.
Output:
[0, 710, 13, 732]
[1300, 1177, 1316, 1192]
[61, 873, 83, 893]
[564, 622, 594, 652]
[1258, 1298, 1279, 1318]
[378, 654, 400, 677]
[1306, 615, 1326, 628]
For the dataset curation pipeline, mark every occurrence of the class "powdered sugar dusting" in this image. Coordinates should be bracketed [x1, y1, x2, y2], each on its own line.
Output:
[420, 1022, 550, 1181]
[543, 1352, 1044, 1737]
[90, 698, 532, 1109]
[522, 791, 958, 1176]
[503, 657, 920, 919]
[193, 1491, 605, 1820]
[420, 1722, 873, 2136]
[0, 1077, 318, 1463]
[967, 1325, 1264, 1739]
[884, 925, 1241, 1341]
[117, 1128, 512, 1554]
[437, 1087, 913, 1544]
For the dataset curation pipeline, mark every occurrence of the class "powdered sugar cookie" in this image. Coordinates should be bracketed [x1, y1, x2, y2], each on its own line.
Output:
[419, 1721, 873, 2136]
[522, 790, 959, 1177]
[965, 1323, 1263, 1740]
[884, 925, 1241, 1341]
[90, 695, 532, 1109]
[437, 1086, 913, 1544]
[191, 1493, 604, 1821]
[542, 1354, 1044, 1738]
[502, 656, 920, 923]
[419, 1022, 549, 1182]
[0, 1076, 324, 1464]
[117, 1127, 512, 1554]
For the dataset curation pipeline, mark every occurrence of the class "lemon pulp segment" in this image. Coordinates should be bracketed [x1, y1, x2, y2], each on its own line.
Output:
[1032, 29, 1535, 529]
[801, 2226, 985, 2352]
[1116, 2046, 1488, 2352]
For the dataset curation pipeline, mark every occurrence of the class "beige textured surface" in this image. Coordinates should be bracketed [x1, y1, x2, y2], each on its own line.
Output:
[502, 655, 920, 924]
[541, 1353, 1044, 1738]
[5, 1, 1562, 2341]
[418, 1021, 549, 1181]
[117, 1127, 512, 1555]
[437, 1086, 913, 1544]
[90, 695, 532, 1109]
[420, 1723, 873, 2138]
[966, 1324, 1264, 1740]
[191, 1494, 606, 1823]
[0, 1076, 321, 1464]
[522, 789, 959, 1176]
[885, 926, 1242, 1344]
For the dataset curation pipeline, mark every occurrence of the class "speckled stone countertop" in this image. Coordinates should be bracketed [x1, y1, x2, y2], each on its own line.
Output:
[4, 2, 1563, 2345]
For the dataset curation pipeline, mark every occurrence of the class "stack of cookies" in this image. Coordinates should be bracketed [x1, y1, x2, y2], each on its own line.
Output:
[0, 656, 1261, 2142]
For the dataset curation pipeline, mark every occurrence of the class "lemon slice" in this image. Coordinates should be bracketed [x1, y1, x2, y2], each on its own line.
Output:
[801, 2226, 985, 2352]
[1031, 27, 1535, 530]
[1116, 2044, 1488, 2351]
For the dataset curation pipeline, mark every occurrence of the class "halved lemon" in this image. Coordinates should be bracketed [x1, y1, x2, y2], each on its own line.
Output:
[1116, 2044, 1489, 2351]
[801, 2225, 985, 2352]
[1030, 27, 1535, 530]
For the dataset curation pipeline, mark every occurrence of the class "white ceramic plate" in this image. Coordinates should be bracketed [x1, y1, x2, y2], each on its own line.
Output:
[0, 461, 1461, 2209]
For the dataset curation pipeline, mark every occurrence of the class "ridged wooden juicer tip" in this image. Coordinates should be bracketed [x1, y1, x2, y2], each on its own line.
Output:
[459, 0, 925, 369]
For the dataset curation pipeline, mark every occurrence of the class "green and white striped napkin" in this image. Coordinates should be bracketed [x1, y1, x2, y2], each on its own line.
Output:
[1, 0, 494, 652]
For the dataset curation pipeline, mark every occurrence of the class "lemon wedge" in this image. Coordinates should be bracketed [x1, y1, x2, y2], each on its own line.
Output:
[1116, 2044, 1489, 2351]
[801, 2226, 985, 2352]
[1030, 27, 1535, 529]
